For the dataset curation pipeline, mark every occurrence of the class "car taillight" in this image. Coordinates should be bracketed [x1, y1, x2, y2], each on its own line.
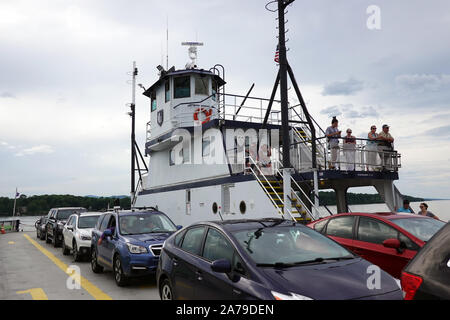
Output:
[401, 271, 423, 300]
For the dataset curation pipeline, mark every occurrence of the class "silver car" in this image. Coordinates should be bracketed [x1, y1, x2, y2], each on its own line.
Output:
[62, 212, 102, 261]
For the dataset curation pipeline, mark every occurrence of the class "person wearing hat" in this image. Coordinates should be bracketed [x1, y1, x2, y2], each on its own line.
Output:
[366, 125, 380, 171]
[397, 199, 413, 213]
[378, 124, 394, 171]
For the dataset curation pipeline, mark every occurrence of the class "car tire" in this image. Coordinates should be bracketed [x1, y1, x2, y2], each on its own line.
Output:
[62, 238, 70, 255]
[91, 248, 103, 273]
[73, 241, 81, 262]
[160, 278, 173, 300]
[40, 231, 46, 241]
[45, 231, 51, 243]
[113, 255, 128, 287]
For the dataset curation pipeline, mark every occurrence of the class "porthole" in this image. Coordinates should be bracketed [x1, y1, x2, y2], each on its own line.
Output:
[239, 201, 246, 214]
[212, 202, 218, 214]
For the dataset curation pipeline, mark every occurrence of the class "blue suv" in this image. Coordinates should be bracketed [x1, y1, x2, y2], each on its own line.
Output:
[90, 208, 181, 286]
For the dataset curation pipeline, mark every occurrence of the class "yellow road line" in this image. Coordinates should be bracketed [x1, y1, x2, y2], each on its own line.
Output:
[23, 234, 112, 300]
[16, 288, 48, 300]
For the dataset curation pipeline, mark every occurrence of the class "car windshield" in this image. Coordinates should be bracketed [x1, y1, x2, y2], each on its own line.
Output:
[232, 224, 353, 266]
[119, 213, 177, 235]
[57, 209, 86, 220]
[78, 216, 100, 229]
[390, 218, 445, 241]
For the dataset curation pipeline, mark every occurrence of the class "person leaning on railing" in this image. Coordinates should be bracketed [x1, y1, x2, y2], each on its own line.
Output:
[377, 124, 394, 171]
[366, 125, 380, 171]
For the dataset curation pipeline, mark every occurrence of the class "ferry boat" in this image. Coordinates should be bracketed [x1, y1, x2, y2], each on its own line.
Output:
[132, 3, 404, 227]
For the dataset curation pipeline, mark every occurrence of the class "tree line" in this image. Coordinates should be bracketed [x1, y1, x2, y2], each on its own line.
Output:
[0, 194, 131, 216]
[318, 191, 423, 206]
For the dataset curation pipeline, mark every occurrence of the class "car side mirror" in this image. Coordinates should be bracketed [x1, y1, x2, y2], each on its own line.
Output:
[382, 238, 403, 253]
[67, 226, 74, 231]
[176, 225, 183, 230]
[103, 229, 112, 238]
[211, 259, 232, 274]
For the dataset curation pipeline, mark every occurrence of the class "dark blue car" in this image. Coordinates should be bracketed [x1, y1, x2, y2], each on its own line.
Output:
[91, 209, 180, 286]
[157, 218, 403, 300]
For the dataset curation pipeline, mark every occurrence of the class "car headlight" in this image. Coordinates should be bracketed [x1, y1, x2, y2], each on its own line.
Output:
[57, 222, 64, 229]
[127, 243, 148, 254]
[271, 291, 313, 300]
[80, 235, 91, 241]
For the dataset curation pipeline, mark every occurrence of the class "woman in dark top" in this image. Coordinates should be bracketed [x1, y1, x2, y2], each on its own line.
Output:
[418, 203, 440, 220]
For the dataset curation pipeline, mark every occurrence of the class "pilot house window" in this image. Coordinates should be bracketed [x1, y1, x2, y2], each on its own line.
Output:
[151, 91, 157, 112]
[165, 80, 170, 102]
[174, 76, 190, 99]
[195, 76, 209, 96]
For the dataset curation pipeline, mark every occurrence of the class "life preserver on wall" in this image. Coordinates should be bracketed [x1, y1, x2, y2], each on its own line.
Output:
[193, 107, 212, 124]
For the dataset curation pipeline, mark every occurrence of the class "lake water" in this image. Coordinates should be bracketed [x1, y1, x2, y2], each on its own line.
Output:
[1, 199, 449, 232]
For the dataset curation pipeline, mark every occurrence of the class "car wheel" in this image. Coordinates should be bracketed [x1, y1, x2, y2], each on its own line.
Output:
[40, 231, 46, 240]
[113, 255, 128, 287]
[160, 278, 174, 300]
[73, 241, 81, 262]
[91, 248, 103, 273]
[62, 238, 70, 255]
[52, 230, 59, 247]
[36, 229, 40, 239]
[45, 231, 51, 243]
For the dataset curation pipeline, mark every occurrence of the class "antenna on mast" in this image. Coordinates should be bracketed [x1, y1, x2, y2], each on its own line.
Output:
[166, 16, 169, 70]
[181, 41, 203, 69]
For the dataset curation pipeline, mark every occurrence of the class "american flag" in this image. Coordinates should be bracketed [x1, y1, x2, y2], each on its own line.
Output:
[274, 45, 279, 63]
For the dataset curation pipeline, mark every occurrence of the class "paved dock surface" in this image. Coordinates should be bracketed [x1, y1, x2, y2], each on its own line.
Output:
[0, 232, 160, 300]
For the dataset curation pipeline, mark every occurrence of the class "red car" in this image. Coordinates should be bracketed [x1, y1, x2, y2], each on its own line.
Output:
[307, 212, 445, 279]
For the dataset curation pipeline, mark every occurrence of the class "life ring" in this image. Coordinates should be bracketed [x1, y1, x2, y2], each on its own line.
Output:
[193, 108, 212, 124]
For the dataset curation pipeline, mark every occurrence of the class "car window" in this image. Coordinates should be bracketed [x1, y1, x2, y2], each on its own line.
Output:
[232, 251, 247, 277]
[313, 219, 328, 233]
[325, 216, 355, 239]
[357, 217, 398, 244]
[390, 218, 445, 242]
[398, 232, 419, 251]
[174, 230, 186, 247]
[99, 214, 111, 232]
[96, 215, 105, 230]
[78, 216, 100, 229]
[180, 226, 206, 256]
[202, 228, 234, 262]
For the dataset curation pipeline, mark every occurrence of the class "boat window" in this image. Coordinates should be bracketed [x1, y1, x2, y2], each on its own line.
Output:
[195, 75, 209, 96]
[174, 76, 190, 99]
[357, 217, 398, 244]
[151, 91, 157, 112]
[202, 138, 210, 157]
[212, 79, 218, 102]
[325, 216, 355, 239]
[202, 228, 234, 262]
[169, 146, 190, 166]
[180, 226, 206, 256]
[165, 80, 170, 102]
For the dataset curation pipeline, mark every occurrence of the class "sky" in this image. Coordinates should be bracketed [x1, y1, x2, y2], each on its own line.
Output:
[1, 0, 450, 199]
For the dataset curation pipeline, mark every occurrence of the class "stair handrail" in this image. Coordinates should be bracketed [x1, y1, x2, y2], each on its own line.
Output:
[246, 155, 297, 221]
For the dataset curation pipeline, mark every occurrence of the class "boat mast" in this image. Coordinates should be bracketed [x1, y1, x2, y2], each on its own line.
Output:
[130, 62, 137, 198]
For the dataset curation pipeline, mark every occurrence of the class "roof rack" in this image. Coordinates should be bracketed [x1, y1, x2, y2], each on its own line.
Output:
[130, 206, 159, 212]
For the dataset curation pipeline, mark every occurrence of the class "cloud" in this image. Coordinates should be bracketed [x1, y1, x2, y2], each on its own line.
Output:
[320, 105, 342, 117]
[15, 145, 54, 157]
[423, 125, 450, 137]
[0, 92, 15, 98]
[322, 78, 364, 96]
[395, 74, 450, 93]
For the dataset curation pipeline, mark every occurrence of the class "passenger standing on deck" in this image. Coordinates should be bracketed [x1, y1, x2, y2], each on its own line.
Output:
[325, 117, 341, 169]
[397, 199, 413, 213]
[366, 125, 380, 171]
[378, 124, 394, 171]
[343, 129, 356, 170]
[418, 203, 440, 220]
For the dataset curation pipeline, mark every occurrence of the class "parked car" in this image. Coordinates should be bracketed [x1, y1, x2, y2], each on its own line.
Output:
[45, 207, 87, 247]
[401, 221, 450, 300]
[62, 212, 102, 261]
[307, 212, 446, 279]
[35, 216, 48, 240]
[157, 218, 402, 300]
[90, 208, 181, 286]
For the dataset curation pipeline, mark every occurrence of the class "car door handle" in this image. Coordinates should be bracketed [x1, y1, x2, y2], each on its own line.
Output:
[172, 258, 178, 267]
[196, 270, 203, 281]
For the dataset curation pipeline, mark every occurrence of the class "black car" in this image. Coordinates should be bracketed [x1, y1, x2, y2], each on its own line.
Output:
[45, 207, 87, 247]
[401, 221, 450, 300]
[157, 218, 403, 300]
[35, 216, 48, 240]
